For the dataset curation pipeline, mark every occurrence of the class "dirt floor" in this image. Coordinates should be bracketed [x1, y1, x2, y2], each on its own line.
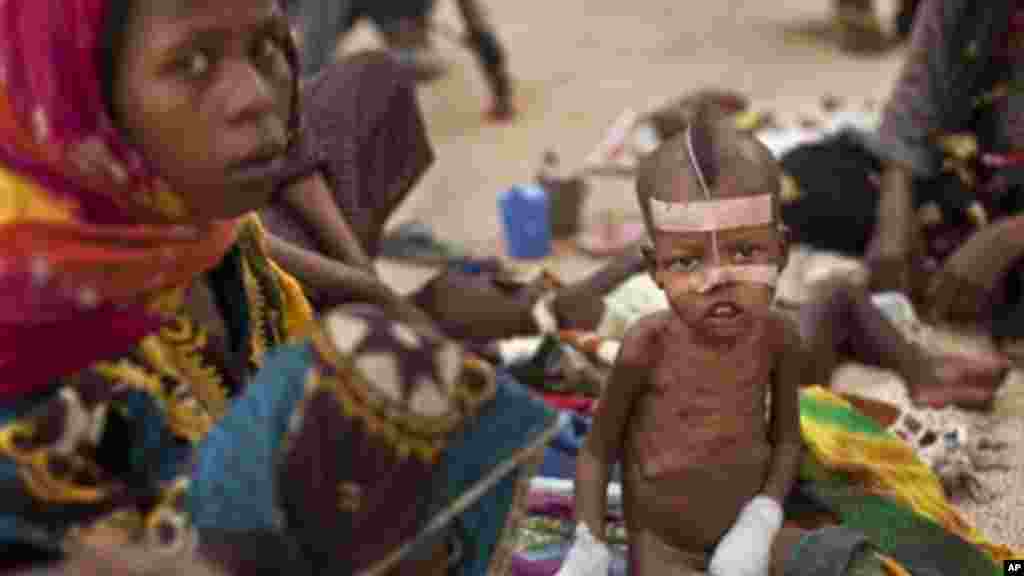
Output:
[338, 0, 908, 291]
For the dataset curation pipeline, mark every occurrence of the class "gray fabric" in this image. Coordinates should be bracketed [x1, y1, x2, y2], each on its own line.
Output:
[292, 0, 355, 78]
[995, 50, 1024, 151]
[784, 526, 870, 576]
[874, 0, 959, 178]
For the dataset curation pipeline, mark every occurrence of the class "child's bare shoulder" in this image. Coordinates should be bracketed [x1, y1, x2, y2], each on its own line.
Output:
[617, 310, 672, 366]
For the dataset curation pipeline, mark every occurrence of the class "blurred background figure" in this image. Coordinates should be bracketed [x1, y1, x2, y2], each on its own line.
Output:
[288, 0, 514, 120]
[833, 0, 921, 53]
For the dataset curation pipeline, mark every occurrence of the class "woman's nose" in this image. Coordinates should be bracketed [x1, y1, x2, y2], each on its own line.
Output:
[220, 60, 279, 125]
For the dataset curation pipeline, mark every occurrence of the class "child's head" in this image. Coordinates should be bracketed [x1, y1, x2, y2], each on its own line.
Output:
[636, 100, 785, 341]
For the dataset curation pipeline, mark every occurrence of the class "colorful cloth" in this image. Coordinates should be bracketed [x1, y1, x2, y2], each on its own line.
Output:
[0, 220, 312, 565]
[190, 304, 559, 575]
[0, 0, 252, 398]
[798, 386, 1019, 574]
[0, 3, 555, 575]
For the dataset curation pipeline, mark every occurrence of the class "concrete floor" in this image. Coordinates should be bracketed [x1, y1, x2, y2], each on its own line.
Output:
[338, 0, 910, 292]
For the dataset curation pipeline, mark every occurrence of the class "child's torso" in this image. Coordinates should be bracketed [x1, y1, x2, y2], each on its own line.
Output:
[624, 315, 777, 559]
[629, 315, 775, 475]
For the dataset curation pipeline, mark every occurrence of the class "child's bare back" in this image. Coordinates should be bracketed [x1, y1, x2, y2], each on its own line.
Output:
[619, 309, 791, 574]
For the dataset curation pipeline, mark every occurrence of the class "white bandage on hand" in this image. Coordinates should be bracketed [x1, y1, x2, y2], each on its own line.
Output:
[708, 495, 783, 576]
[555, 523, 612, 576]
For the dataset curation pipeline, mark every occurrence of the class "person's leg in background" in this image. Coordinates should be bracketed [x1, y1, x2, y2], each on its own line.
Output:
[455, 0, 514, 120]
[894, 0, 922, 41]
[362, 0, 449, 82]
[362, 0, 515, 119]
[833, 0, 886, 54]
[292, 0, 359, 79]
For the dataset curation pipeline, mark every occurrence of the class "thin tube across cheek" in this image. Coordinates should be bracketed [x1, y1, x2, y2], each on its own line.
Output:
[680, 264, 779, 294]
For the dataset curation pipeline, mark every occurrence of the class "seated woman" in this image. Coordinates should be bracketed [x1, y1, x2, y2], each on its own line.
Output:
[0, 0, 556, 574]
[778, 0, 1024, 406]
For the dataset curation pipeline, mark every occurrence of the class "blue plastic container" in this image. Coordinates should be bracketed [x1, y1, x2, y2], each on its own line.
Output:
[499, 184, 552, 259]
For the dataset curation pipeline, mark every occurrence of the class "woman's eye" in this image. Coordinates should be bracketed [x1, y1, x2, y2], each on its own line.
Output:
[178, 51, 211, 79]
[667, 257, 700, 272]
[733, 244, 760, 261]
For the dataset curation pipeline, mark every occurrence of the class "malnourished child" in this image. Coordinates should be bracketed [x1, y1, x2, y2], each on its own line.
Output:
[559, 104, 808, 576]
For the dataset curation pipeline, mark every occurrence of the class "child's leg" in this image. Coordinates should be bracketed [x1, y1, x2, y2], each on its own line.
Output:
[800, 282, 1006, 408]
[801, 282, 921, 385]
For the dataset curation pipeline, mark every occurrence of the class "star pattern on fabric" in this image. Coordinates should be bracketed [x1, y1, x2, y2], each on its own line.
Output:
[347, 308, 455, 414]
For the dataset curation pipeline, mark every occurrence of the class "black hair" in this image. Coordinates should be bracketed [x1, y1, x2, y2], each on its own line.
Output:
[686, 102, 719, 191]
[98, 0, 132, 123]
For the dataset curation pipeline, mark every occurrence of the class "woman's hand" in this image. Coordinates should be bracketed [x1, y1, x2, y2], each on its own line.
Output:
[281, 174, 377, 275]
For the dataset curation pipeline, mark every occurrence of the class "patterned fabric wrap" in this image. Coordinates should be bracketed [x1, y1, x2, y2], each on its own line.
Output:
[0, 219, 313, 561]
[257, 304, 560, 575]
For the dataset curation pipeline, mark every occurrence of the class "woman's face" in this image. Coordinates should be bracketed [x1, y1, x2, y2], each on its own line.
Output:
[113, 0, 294, 223]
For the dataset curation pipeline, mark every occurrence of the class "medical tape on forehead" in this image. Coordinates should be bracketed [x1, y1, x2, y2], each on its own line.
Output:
[648, 126, 775, 268]
[683, 264, 779, 294]
[648, 195, 775, 233]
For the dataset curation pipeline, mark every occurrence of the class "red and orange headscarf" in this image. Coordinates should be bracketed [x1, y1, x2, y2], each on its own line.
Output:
[0, 0, 239, 397]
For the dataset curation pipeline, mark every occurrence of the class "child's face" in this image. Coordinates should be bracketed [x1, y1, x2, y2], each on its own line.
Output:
[113, 0, 294, 223]
[649, 223, 784, 341]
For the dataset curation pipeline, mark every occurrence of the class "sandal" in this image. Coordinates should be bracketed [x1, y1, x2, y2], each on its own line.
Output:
[379, 220, 471, 266]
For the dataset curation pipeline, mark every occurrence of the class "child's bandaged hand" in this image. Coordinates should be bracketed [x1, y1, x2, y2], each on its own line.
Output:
[555, 523, 612, 576]
[708, 495, 783, 576]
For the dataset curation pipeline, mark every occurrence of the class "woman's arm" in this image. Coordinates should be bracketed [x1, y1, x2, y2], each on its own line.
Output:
[265, 234, 442, 338]
[279, 174, 376, 275]
[866, 0, 956, 292]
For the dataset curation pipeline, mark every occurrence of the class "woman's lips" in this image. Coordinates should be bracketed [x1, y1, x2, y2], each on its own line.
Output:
[227, 143, 287, 183]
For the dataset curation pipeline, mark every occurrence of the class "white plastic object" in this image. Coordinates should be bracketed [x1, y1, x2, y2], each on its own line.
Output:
[555, 523, 612, 576]
[708, 495, 783, 576]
